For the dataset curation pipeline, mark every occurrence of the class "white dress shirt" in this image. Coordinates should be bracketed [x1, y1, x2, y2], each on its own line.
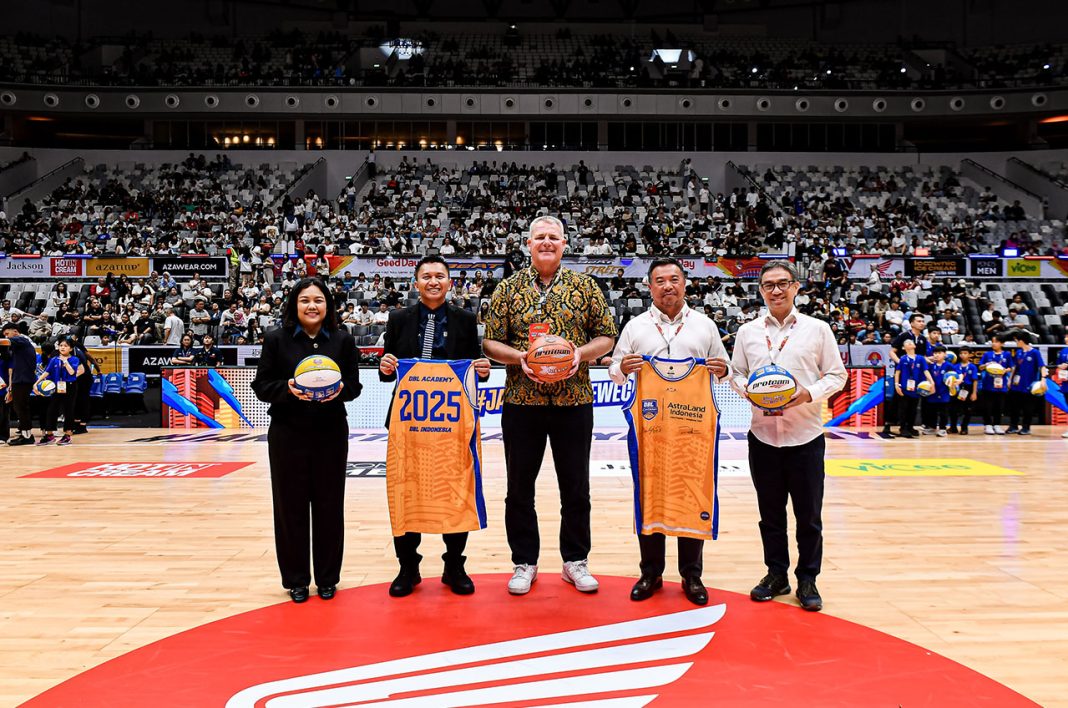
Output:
[730, 307, 847, 447]
[609, 304, 729, 385]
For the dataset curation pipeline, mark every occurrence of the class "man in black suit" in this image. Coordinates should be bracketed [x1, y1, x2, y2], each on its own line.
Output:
[379, 255, 491, 597]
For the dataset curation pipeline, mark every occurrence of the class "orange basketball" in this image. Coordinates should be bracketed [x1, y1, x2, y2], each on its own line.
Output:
[527, 335, 576, 383]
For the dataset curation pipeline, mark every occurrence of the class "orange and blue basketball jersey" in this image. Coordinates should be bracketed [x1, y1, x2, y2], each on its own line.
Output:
[623, 356, 721, 541]
[386, 359, 487, 536]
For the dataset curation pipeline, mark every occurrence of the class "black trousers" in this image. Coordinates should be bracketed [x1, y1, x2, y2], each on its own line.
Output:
[502, 403, 593, 566]
[882, 378, 897, 428]
[0, 391, 9, 440]
[982, 391, 1006, 426]
[75, 373, 93, 423]
[898, 395, 920, 433]
[927, 401, 949, 429]
[10, 383, 32, 433]
[949, 395, 973, 428]
[45, 391, 76, 432]
[267, 419, 348, 589]
[920, 397, 935, 428]
[638, 533, 703, 581]
[748, 432, 825, 581]
[394, 531, 468, 568]
[1008, 390, 1037, 431]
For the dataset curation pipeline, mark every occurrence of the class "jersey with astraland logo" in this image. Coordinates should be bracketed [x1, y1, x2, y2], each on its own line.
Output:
[623, 356, 720, 541]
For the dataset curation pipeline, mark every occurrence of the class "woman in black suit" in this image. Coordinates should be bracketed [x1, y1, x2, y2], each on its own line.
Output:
[252, 277, 362, 603]
[378, 255, 490, 597]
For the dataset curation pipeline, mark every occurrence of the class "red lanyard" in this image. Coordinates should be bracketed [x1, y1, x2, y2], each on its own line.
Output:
[645, 309, 687, 341]
[651, 309, 689, 356]
[765, 318, 797, 362]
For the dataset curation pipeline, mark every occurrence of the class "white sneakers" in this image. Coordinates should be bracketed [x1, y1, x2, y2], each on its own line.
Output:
[507, 564, 538, 595]
[508, 560, 600, 594]
[936, 428, 947, 437]
[995, 426, 1006, 435]
[562, 560, 600, 592]
[984, 425, 995, 435]
[1062, 431, 1068, 439]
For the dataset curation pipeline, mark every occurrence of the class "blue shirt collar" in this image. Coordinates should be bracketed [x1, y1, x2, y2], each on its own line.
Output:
[292, 326, 331, 341]
[419, 301, 448, 317]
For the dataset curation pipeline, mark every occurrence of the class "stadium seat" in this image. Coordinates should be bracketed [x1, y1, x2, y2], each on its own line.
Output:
[103, 372, 124, 395]
[123, 372, 149, 413]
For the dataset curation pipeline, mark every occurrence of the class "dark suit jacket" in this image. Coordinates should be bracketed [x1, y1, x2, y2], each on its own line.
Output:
[379, 302, 486, 426]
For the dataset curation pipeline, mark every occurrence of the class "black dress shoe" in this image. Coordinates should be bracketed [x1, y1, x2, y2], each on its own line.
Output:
[388, 567, 421, 597]
[796, 579, 823, 612]
[681, 577, 708, 606]
[881, 427, 895, 438]
[630, 575, 663, 601]
[442, 560, 475, 595]
[750, 573, 791, 602]
[317, 585, 336, 600]
[289, 586, 309, 603]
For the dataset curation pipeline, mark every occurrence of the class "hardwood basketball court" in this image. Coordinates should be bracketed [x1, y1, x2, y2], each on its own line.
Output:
[2, 426, 1066, 705]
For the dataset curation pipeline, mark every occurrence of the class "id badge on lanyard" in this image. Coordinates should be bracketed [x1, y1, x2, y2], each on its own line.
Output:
[763, 319, 796, 416]
[57, 381, 67, 395]
[529, 271, 558, 344]
[528, 322, 551, 343]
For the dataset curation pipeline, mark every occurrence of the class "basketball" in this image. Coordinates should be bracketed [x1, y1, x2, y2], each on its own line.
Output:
[985, 362, 1007, 376]
[1031, 380, 1048, 396]
[746, 364, 798, 410]
[34, 380, 56, 397]
[527, 335, 575, 383]
[917, 380, 935, 396]
[293, 355, 342, 400]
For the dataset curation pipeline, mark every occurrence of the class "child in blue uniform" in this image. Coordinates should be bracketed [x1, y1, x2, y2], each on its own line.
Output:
[894, 338, 934, 438]
[979, 335, 1013, 435]
[1007, 331, 1046, 435]
[35, 337, 84, 446]
[927, 346, 953, 436]
[1057, 333, 1068, 439]
[949, 346, 979, 434]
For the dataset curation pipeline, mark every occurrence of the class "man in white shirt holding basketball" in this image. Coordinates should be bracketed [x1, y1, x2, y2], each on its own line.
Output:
[730, 260, 847, 612]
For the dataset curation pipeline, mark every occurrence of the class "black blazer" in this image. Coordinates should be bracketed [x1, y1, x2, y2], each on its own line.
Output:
[379, 302, 486, 426]
[251, 325, 362, 428]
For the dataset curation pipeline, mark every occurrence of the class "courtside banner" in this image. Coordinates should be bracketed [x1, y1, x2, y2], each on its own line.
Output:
[152, 256, 229, 277]
[0, 257, 50, 278]
[85, 257, 151, 277]
[130, 346, 239, 377]
[905, 258, 967, 277]
[563, 256, 791, 280]
[22, 462, 253, 478]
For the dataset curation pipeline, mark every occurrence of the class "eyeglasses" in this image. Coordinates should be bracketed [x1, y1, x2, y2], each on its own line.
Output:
[759, 279, 796, 293]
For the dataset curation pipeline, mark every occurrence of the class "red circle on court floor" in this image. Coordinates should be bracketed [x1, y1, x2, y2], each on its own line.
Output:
[26, 575, 1035, 707]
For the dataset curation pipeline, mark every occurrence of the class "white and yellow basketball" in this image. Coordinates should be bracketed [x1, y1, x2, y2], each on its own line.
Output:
[1031, 379, 1048, 396]
[293, 355, 342, 400]
[33, 379, 56, 397]
[985, 362, 1007, 376]
[746, 364, 798, 410]
[917, 380, 935, 396]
